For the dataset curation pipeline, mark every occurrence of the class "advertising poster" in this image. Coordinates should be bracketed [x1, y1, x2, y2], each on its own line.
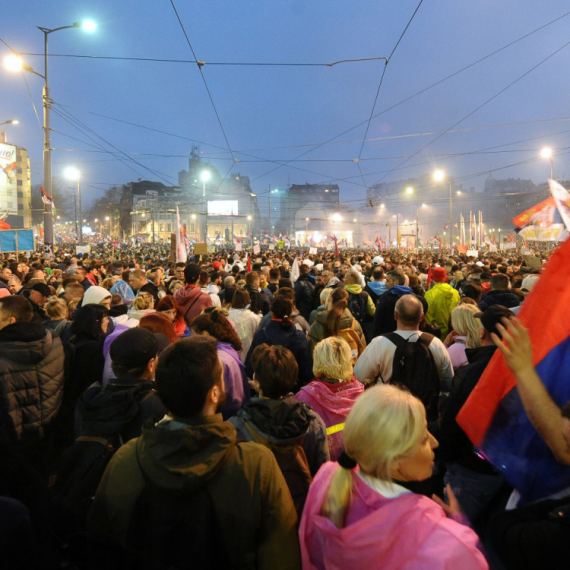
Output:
[0, 142, 17, 206]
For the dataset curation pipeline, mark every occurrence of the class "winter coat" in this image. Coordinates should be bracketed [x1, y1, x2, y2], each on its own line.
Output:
[246, 321, 313, 386]
[439, 345, 499, 475]
[228, 308, 261, 362]
[299, 462, 488, 570]
[258, 310, 310, 335]
[88, 414, 301, 569]
[344, 284, 375, 316]
[217, 341, 250, 419]
[76, 378, 167, 442]
[244, 284, 271, 316]
[478, 289, 520, 311]
[308, 308, 366, 354]
[0, 322, 65, 444]
[372, 285, 413, 338]
[43, 318, 71, 339]
[174, 285, 212, 327]
[296, 378, 364, 461]
[294, 275, 316, 321]
[425, 282, 460, 338]
[364, 280, 387, 305]
[229, 394, 329, 477]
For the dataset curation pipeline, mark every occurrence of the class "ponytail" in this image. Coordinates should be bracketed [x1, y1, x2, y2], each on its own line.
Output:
[324, 288, 348, 338]
[320, 462, 354, 529]
[271, 296, 294, 330]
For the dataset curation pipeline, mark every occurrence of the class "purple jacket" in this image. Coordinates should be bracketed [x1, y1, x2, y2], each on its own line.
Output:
[217, 341, 250, 419]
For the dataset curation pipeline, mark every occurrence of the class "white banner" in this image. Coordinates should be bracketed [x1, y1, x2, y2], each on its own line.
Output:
[501, 243, 517, 250]
[235, 242, 242, 251]
[253, 244, 260, 254]
[466, 249, 478, 257]
[309, 247, 318, 254]
[548, 179, 570, 231]
[518, 224, 565, 242]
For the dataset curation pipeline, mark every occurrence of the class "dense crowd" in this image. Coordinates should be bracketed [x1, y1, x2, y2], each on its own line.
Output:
[0, 242, 565, 569]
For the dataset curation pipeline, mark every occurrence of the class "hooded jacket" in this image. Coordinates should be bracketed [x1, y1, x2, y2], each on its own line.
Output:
[89, 414, 301, 569]
[372, 285, 413, 338]
[299, 462, 487, 570]
[174, 284, 212, 326]
[309, 308, 366, 355]
[478, 289, 520, 311]
[364, 280, 387, 304]
[217, 341, 250, 420]
[296, 378, 364, 461]
[0, 321, 65, 444]
[344, 283, 376, 317]
[425, 282, 460, 338]
[294, 274, 316, 321]
[229, 395, 329, 476]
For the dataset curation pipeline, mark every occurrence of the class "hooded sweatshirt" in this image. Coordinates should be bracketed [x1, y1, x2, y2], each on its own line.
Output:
[217, 341, 250, 419]
[174, 285, 212, 326]
[230, 394, 329, 476]
[344, 283, 376, 316]
[372, 285, 414, 337]
[89, 414, 300, 569]
[425, 282, 460, 338]
[299, 462, 487, 570]
[296, 378, 364, 461]
[309, 308, 366, 354]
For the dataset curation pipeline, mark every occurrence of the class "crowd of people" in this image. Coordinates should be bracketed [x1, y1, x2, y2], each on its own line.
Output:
[0, 241, 565, 569]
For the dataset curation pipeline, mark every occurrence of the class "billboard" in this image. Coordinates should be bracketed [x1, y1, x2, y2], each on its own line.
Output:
[207, 200, 238, 216]
[0, 143, 17, 209]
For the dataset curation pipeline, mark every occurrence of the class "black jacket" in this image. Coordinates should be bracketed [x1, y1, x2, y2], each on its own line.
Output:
[244, 284, 271, 316]
[439, 345, 499, 474]
[371, 286, 414, 338]
[0, 321, 65, 444]
[478, 290, 520, 311]
[76, 379, 167, 443]
[294, 275, 316, 321]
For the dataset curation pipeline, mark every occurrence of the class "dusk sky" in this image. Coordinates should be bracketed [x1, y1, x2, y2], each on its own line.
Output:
[3, 1, 570, 219]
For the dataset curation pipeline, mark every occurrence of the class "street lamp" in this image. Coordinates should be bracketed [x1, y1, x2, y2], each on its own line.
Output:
[200, 170, 211, 241]
[4, 20, 96, 256]
[433, 169, 454, 249]
[64, 166, 82, 244]
[105, 215, 111, 237]
[0, 119, 18, 126]
[540, 147, 553, 179]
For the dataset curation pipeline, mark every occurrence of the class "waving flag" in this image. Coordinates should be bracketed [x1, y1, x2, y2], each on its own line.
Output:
[457, 237, 570, 504]
[549, 179, 570, 231]
[175, 206, 187, 263]
[375, 236, 381, 252]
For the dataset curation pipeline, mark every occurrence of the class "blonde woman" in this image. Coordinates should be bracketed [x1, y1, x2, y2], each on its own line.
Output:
[128, 291, 155, 320]
[299, 385, 488, 570]
[443, 304, 482, 370]
[43, 296, 71, 339]
[296, 337, 364, 461]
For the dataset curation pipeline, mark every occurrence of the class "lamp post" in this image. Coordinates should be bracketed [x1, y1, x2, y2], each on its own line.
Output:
[0, 119, 18, 143]
[105, 216, 111, 237]
[200, 170, 211, 242]
[64, 167, 82, 244]
[4, 20, 95, 256]
[406, 186, 420, 250]
[434, 169, 453, 249]
[540, 147, 553, 179]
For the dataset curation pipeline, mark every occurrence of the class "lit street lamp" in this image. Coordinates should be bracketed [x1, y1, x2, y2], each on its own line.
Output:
[540, 147, 553, 179]
[0, 119, 19, 126]
[64, 167, 82, 244]
[4, 20, 96, 255]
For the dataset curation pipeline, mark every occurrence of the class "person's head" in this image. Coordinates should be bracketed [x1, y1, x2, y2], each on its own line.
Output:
[198, 270, 210, 288]
[269, 267, 280, 282]
[110, 327, 162, 380]
[82, 285, 112, 310]
[168, 279, 184, 294]
[110, 293, 123, 307]
[344, 272, 359, 285]
[246, 271, 260, 288]
[223, 275, 235, 290]
[490, 273, 509, 291]
[155, 336, 225, 417]
[172, 263, 186, 282]
[7, 275, 21, 294]
[431, 267, 448, 283]
[191, 308, 243, 352]
[313, 337, 353, 383]
[270, 296, 295, 331]
[461, 282, 483, 303]
[133, 291, 154, 311]
[231, 288, 251, 310]
[450, 304, 481, 348]
[250, 344, 298, 398]
[457, 296, 477, 307]
[64, 281, 85, 304]
[74, 266, 88, 282]
[394, 294, 423, 329]
[139, 312, 178, 344]
[156, 295, 184, 325]
[46, 297, 67, 321]
[71, 304, 110, 339]
[278, 277, 293, 289]
[0, 296, 33, 330]
[101, 277, 116, 291]
[29, 283, 51, 307]
[474, 304, 512, 345]
[372, 267, 384, 281]
[1, 267, 12, 281]
[321, 384, 437, 528]
[320, 287, 333, 307]
[128, 269, 147, 291]
[183, 263, 201, 285]
[324, 288, 349, 338]
[385, 270, 405, 290]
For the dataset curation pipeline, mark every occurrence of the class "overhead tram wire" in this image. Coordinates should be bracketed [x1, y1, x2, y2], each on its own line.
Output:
[169, 0, 237, 164]
[373, 37, 570, 185]
[248, 9, 570, 185]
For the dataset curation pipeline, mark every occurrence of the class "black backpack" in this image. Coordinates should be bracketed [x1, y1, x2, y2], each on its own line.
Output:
[125, 444, 230, 570]
[347, 292, 369, 327]
[383, 332, 440, 422]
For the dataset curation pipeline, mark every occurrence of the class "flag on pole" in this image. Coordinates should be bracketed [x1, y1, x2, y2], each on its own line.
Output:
[175, 206, 187, 263]
[291, 257, 300, 283]
[478, 211, 483, 247]
[457, 237, 570, 504]
[549, 179, 570, 231]
[375, 236, 381, 252]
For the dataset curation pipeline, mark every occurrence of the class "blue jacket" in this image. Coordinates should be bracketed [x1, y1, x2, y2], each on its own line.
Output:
[372, 286, 413, 338]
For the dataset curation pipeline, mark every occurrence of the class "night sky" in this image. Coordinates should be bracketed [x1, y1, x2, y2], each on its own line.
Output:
[3, 1, 570, 220]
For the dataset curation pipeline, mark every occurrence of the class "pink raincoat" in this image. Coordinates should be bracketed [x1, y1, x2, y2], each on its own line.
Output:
[296, 378, 364, 461]
[299, 462, 488, 570]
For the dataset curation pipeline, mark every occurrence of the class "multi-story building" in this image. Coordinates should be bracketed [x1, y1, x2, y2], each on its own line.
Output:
[0, 134, 31, 228]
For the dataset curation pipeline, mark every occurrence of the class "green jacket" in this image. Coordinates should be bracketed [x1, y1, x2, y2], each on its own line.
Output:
[89, 413, 301, 570]
[425, 282, 460, 338]
[344, 284, 376, 316]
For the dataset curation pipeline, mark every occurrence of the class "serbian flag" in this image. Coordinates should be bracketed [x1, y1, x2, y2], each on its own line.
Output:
[375, 236, 381, 252]
[457, 237, 570, 504]
[40, 186, 53, 206]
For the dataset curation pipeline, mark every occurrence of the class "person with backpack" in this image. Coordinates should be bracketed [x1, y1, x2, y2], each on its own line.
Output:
[354, 295, 453, 423]
[294, 263, 316, 321]
[231, 344, 329, 517]
[88, 335, 300, 570]
[308, 288, 366, 363]
[344, 271, 375, 342]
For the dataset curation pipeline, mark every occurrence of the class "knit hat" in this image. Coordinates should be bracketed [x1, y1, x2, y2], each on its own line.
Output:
[83, 285, 112, 306]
